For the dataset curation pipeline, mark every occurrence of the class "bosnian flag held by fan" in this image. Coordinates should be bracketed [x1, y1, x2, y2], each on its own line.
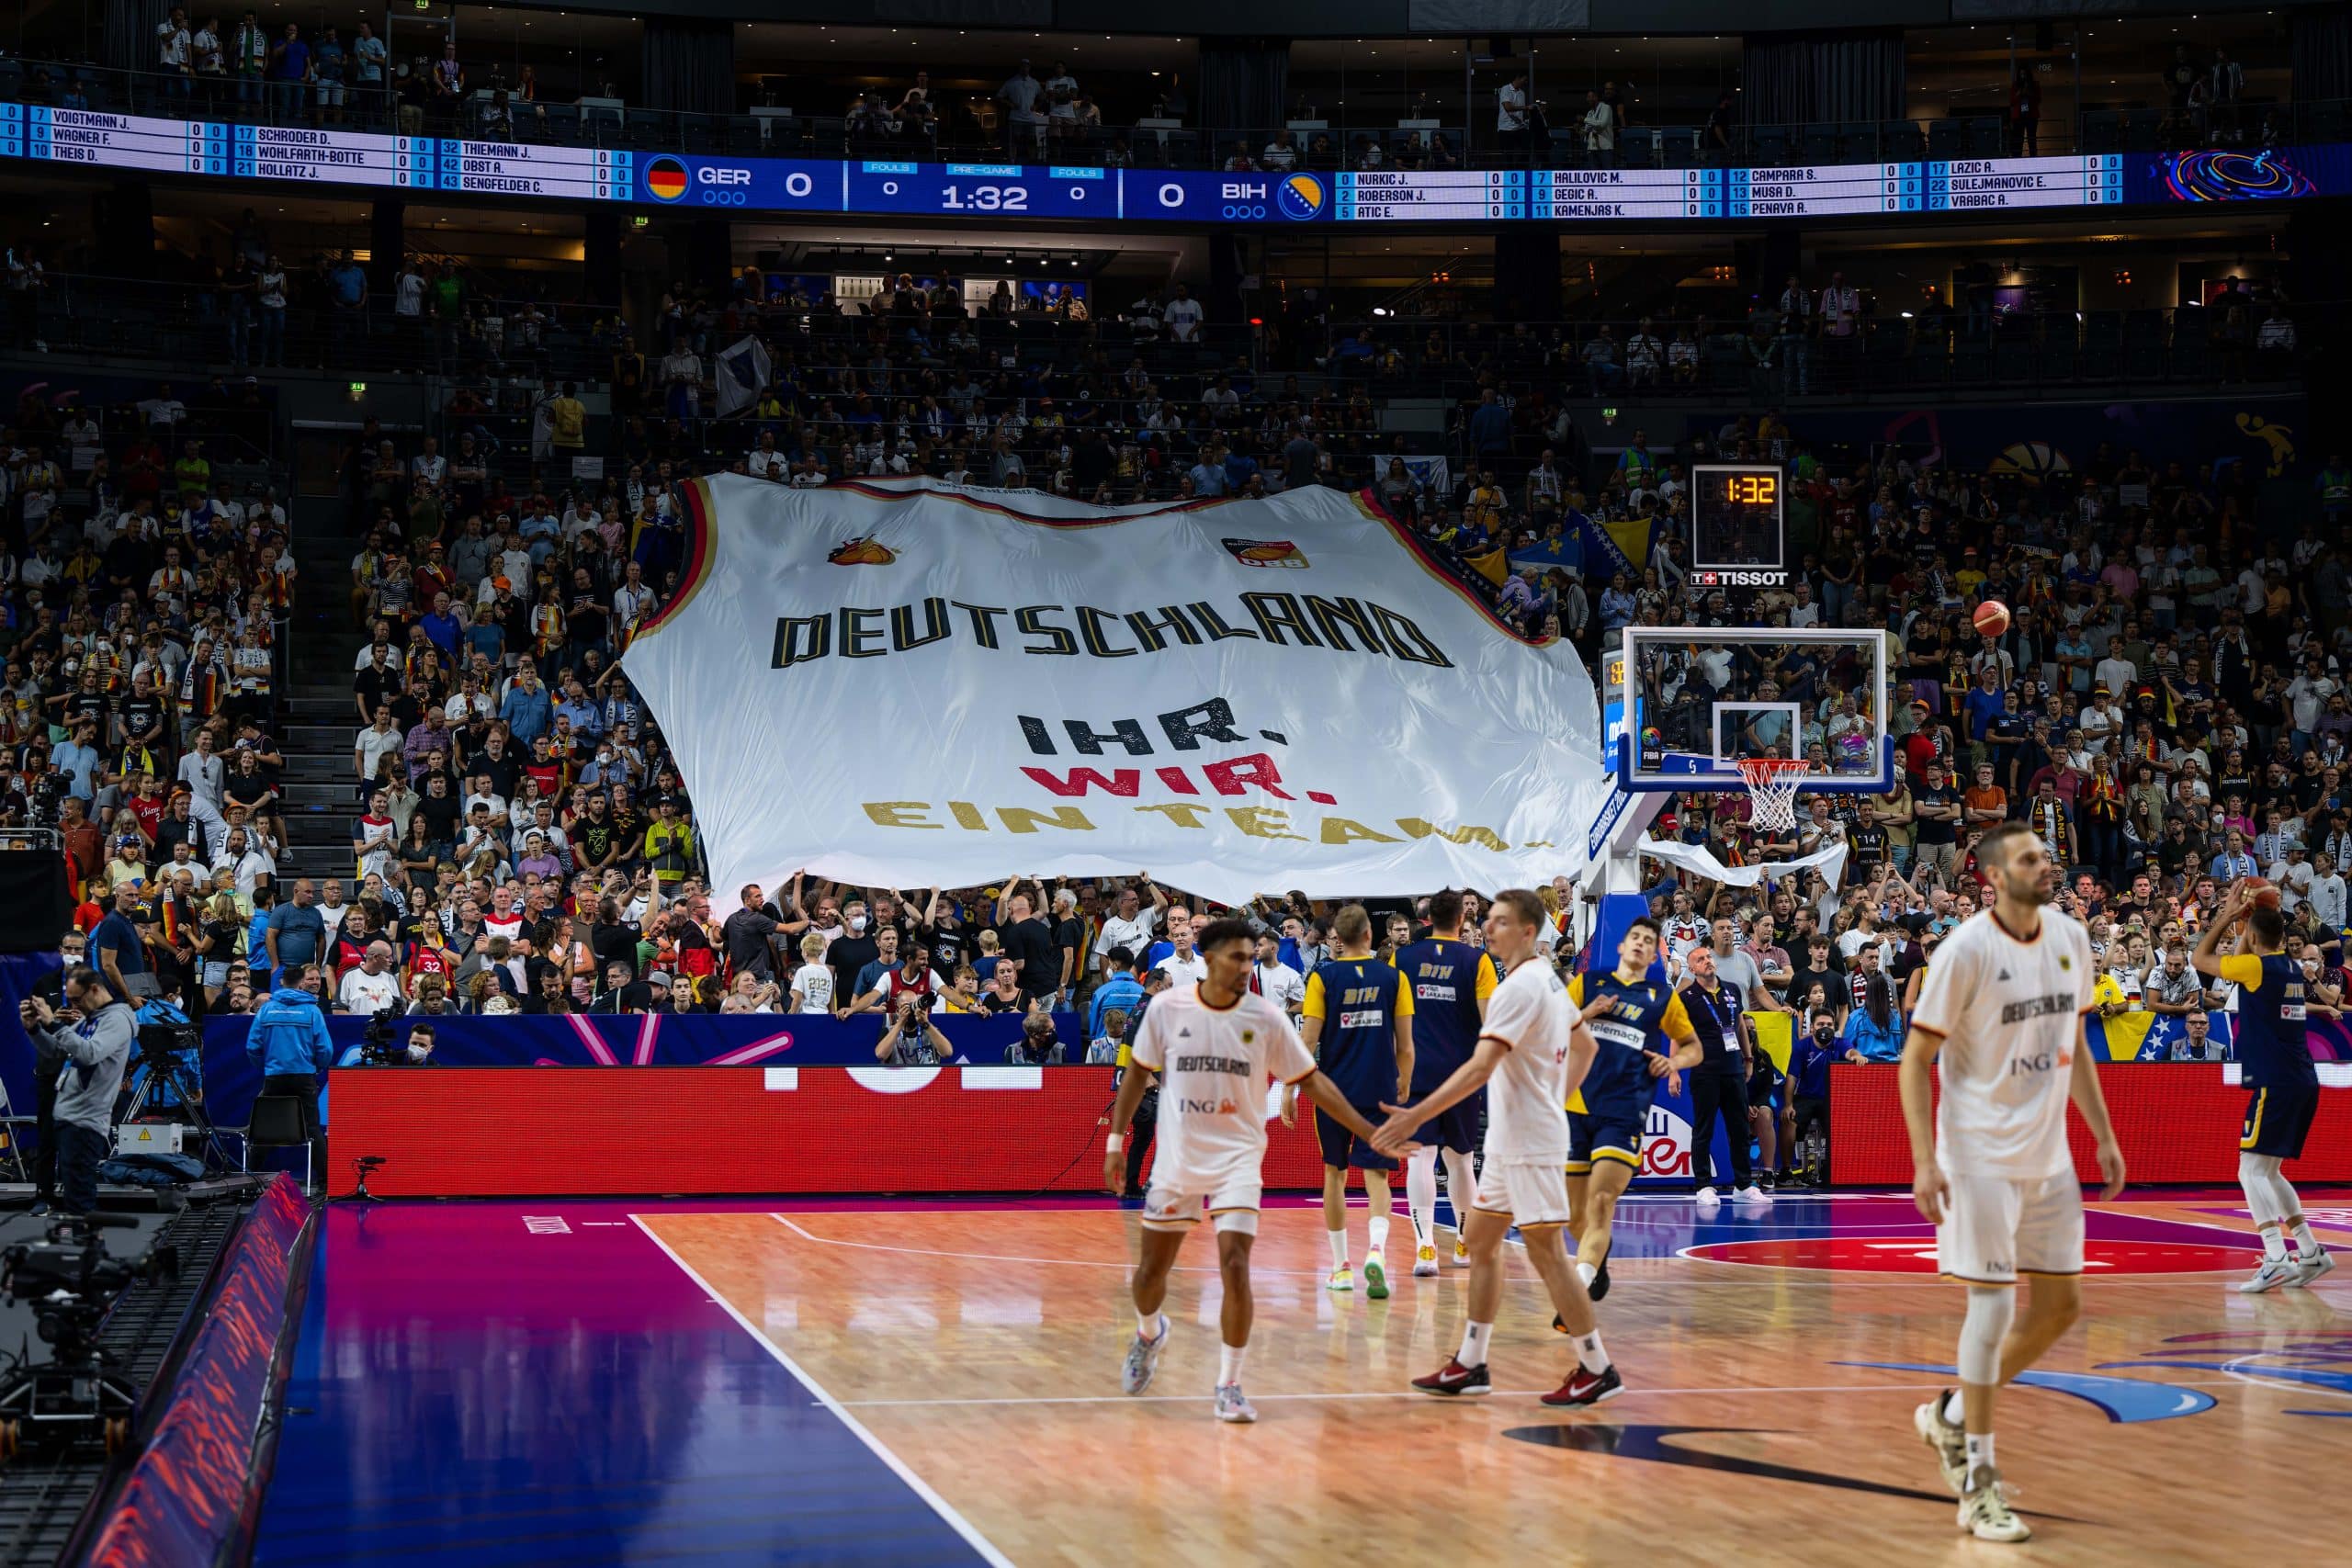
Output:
[713, 335, 773, 419]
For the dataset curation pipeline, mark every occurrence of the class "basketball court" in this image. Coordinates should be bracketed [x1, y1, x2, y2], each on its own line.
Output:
[242, 472, 2348, 1568]
[251, 1190, 2352, 1566]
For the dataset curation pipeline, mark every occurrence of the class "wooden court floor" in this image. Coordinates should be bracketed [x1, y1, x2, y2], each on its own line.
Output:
[639, 1193, 2352, 1567]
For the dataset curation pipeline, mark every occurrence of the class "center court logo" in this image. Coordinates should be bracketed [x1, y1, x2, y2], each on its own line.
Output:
[1278, 174, 1326, 220]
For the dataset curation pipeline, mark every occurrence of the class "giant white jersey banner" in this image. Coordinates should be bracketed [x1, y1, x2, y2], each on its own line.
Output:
[622, 478, 1602, 905]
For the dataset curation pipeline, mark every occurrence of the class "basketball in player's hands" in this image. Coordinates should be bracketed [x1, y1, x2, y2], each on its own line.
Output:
[2246, 877, 2281, 911]
[1973, 599, 2011, 638]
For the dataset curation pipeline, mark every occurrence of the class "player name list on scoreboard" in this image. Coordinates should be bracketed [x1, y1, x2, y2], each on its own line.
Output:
[0, 107, 632, 197]
[1332, 171, 1525, 220]
[0, 105, 229, 172]
[1924, 154, 2124, 209]
[1534, 168, 1721, 219]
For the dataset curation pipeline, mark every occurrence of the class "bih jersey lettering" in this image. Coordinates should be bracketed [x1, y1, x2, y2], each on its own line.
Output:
[1469, 956, 1578, 1224]
[2217, 951, 2321, 1159]
[1564, 968, 1692, 1173]
[1397, 937, 1498, 1154]
[1130, 984, 1316, 1229]
[1910, 908, 2096, 1284]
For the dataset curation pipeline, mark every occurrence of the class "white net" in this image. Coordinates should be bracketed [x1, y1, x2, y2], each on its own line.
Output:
[1735, 759, 1809, 834]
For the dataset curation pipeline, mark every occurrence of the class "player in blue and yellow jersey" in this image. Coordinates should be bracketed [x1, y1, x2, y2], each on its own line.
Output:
[1283, 904, 1414, 1299]
[1396, 888, 1499, 1277]
[2193, 881, 2333, 1291]
[1564, 917, 1700, 1303]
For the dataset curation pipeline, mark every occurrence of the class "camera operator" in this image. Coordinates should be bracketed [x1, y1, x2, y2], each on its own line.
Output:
[1006, 1009, 1065, 1065]
[29, 931, 88, 1209]
[18, 967, 135, 1217]
[243, 963, 334, 1183]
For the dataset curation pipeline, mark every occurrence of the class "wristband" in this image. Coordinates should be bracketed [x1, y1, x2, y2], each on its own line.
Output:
[1106, 1134, 1124, 1153]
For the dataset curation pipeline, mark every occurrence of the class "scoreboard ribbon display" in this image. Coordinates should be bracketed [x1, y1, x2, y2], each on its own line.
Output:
[2, 104, 2344, 224]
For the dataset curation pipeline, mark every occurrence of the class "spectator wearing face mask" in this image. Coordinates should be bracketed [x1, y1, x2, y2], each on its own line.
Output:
[1786, 1009, 1841, 1186]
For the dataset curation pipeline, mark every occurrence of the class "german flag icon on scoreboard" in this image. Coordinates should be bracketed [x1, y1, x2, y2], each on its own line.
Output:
[645, 157, 691, 202]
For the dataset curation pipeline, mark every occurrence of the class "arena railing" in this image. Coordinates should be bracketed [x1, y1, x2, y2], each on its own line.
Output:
[8, 59, 2346, 175]
[6, 268, 622, 384]
[1311, 305, 2312, 404]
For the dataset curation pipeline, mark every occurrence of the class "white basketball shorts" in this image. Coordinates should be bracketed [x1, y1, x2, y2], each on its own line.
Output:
[1143, 1173, 1262, 1235]
[1936, 1168, 2085, 1285]
[1472, 1158, 1574, 1228]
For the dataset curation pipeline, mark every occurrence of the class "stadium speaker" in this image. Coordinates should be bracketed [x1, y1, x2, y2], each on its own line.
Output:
[0, 851, 71, 953]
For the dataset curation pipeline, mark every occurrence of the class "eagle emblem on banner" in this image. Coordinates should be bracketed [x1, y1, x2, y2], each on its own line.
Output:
[828, 536, 897, 566]
[1223, 538, 1309, 570]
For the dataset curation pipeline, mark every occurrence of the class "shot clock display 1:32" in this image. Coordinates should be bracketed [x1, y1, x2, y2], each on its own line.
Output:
[1690, 463, 1788, 581]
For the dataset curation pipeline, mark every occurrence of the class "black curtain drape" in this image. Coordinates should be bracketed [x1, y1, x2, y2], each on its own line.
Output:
[1198, 40, 1290, 139]
[104, 0, 169, 74]
[641, 18, 736, 118]
[1740, 31, 1905, 127]
[2292, 8, 2352, 107]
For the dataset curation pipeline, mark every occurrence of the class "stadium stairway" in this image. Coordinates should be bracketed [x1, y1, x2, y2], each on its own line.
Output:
[275, 492, 368, 886]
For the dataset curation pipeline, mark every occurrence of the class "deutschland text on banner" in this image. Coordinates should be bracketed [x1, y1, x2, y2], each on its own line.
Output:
[620, 478, 1603, 904]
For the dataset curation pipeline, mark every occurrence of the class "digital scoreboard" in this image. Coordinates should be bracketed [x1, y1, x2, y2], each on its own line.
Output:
[0, 103, 2312, 226]
[1690, 464, 1787, 587]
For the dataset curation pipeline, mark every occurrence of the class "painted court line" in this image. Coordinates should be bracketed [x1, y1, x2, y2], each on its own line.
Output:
[836, 1376, 2252, 1411]
[628, 1214, 1016, 1568]
[772, 1213, 1336, 1277]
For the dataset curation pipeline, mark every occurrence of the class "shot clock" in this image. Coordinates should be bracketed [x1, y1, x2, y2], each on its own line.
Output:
[1690, 464, 1788, 587]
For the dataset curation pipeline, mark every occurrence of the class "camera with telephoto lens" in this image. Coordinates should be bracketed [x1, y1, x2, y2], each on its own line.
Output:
[2, 1222, 179, 1363]
[356, 1003, 407, 1066]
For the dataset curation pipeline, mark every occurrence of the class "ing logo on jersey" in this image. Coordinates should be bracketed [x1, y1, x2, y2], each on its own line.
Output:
[1240, 1029, 1255, 1044]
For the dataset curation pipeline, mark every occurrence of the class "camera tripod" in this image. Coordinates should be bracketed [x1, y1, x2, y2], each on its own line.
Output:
[117, 1047, 227, 1174]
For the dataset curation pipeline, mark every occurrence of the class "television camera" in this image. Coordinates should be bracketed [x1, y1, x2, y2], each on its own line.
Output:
[0, 1215, 179, 1460]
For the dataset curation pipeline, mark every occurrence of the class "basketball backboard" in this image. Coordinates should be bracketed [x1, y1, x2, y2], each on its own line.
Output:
[1607, 626, 1894, 794]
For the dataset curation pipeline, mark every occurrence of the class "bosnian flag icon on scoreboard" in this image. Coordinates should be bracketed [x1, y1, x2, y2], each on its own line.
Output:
[645, 157, 691, 202]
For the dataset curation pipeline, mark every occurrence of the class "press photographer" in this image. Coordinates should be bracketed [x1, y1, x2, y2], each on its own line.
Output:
[17, 968, 135, 1216]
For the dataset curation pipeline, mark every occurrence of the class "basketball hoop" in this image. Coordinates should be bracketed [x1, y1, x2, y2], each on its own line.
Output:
[1734, 758, 1810, 834]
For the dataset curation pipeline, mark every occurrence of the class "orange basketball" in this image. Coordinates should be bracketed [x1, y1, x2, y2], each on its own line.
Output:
[2247, 878, 2281, 910]
[1973, 599, 2011, 638]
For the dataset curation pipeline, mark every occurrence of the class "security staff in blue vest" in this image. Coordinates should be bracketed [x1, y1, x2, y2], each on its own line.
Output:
[1395, 889, 1498, 1277]
[1283, 904, 1413, 1300]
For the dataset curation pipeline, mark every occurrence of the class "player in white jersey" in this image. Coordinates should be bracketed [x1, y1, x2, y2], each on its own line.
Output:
[1899, 822, 2125, 1544]
[1374, 889, 1624, 1405]
[1104, 916, 1409, 1423]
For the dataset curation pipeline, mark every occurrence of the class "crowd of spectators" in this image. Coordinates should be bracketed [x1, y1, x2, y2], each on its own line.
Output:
[0, 383, 299, 1028]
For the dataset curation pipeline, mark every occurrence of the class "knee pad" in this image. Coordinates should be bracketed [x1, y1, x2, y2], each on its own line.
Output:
[2239, 1151, 2284, 1222]
[1959, 1285, 2015, 1385]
